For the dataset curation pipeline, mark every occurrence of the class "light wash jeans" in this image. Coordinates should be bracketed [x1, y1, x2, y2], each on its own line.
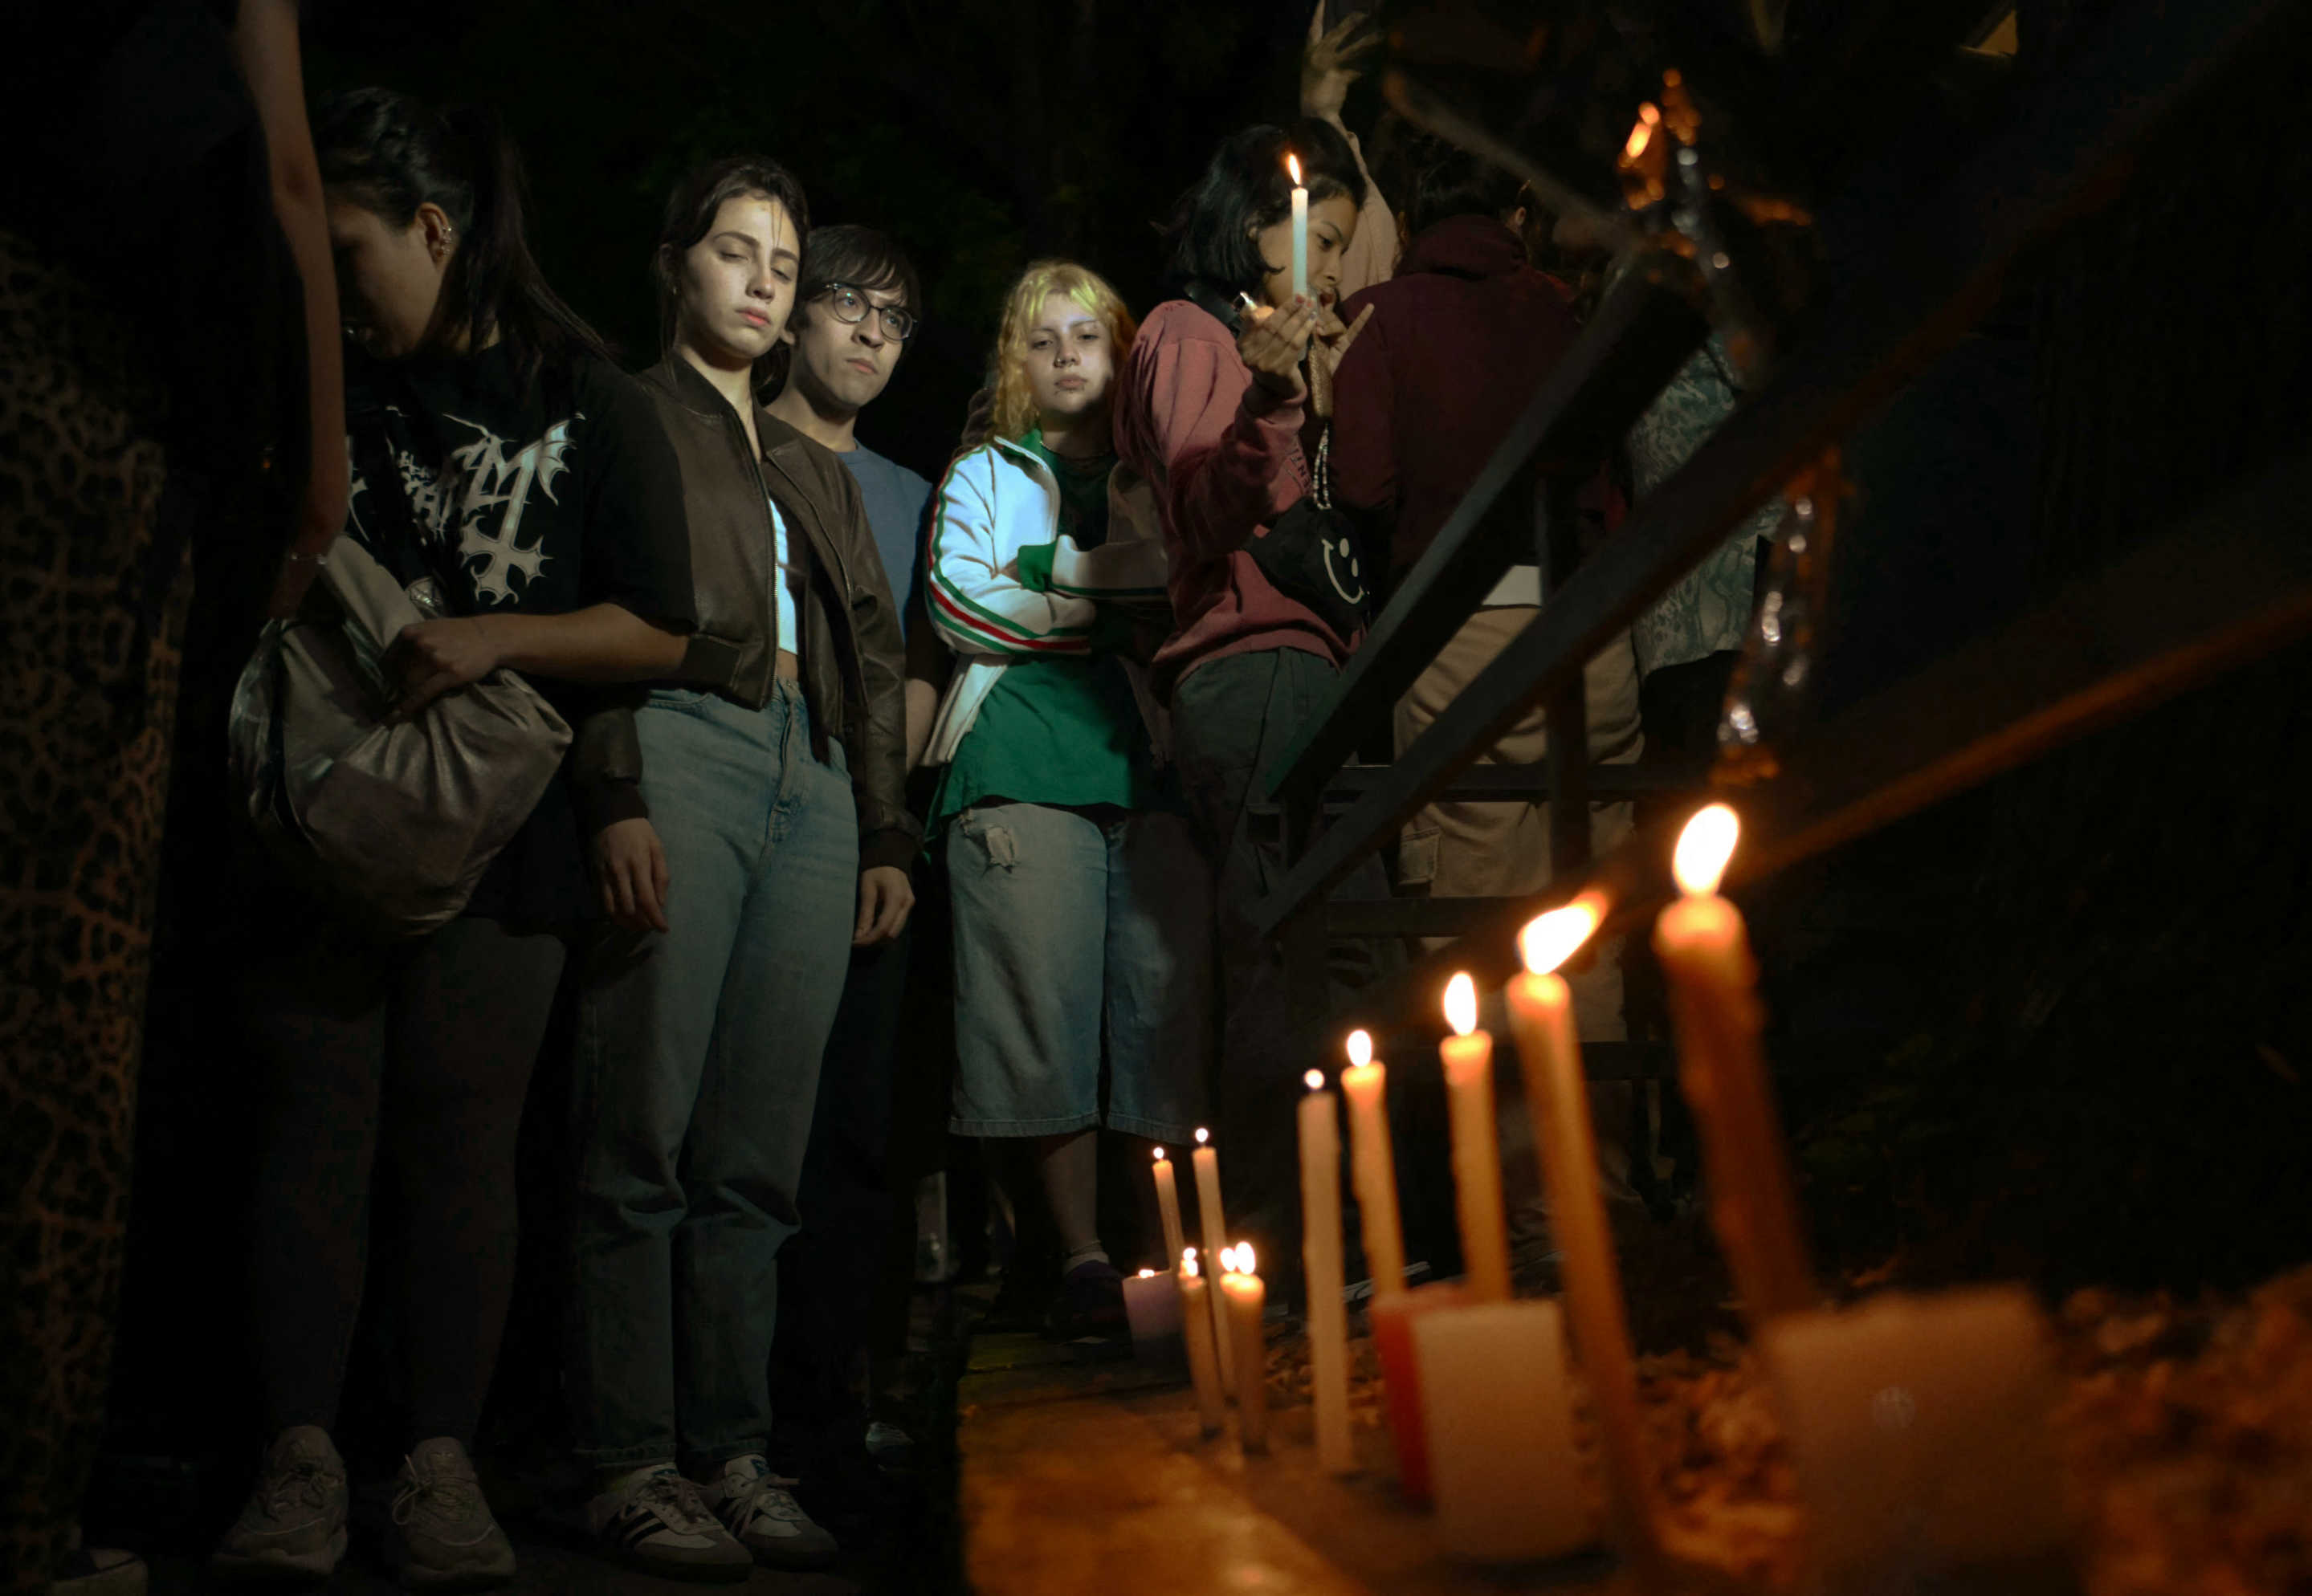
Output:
[945, 802, 1211, 1144]
[569, 681, 858, 1468]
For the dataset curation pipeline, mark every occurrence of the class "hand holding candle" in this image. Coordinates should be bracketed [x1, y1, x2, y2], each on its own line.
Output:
[1504, 900, 1662, 1576]
[1440, 975, 1511, 1303]
[1286, 152, 1309, 301]
[1339, 1031, 1405, 1300]
[1655, 804, 1813, 1325]
[1299, 1070, 1355, 1473]
[1219, 1244, 1270, 1453]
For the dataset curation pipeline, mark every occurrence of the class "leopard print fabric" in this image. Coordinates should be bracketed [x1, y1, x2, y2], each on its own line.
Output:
[0, 230, 190, 1593]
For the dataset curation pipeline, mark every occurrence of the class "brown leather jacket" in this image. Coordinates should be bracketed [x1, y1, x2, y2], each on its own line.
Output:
[573, 356, 917, 871]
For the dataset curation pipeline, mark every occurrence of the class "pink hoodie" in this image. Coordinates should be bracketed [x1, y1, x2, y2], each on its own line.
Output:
[1115, 299, 1358, 690]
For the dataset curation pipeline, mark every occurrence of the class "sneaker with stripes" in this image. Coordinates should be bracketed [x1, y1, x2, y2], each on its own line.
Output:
[585, 1464, 750, 1583]
[699, 1454, 838, 1570]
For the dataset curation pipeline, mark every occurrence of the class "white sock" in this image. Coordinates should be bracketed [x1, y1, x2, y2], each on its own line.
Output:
[1062, 1242, 1111, 1274]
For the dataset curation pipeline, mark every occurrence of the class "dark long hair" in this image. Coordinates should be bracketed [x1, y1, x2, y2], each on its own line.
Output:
[652, 155, 812, 395]
[1161, 118, 1367, 309]
[314, 87, 608, 377]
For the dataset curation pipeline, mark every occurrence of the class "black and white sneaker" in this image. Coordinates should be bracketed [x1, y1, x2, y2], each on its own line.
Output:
[699, 1454, 838, 1571]
[584, 1464, 750, 1584]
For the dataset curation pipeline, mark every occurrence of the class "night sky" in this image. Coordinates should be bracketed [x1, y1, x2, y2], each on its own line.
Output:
[306, 0, 1334, 477]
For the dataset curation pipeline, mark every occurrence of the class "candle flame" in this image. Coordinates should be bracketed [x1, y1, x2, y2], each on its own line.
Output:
[1238, 1242, 1257, 1275]
[1444, 972, 1478, 1037]
[1219, 1245, 1237, 1272]
[1152, 1146, 1165, 1162]
[1286, 152, 1303, 185]
[1182, 1250, 1201, 1279]
[1304, 1069, 1324, 1091]
[1195, 1126, 1209, 1145]
[1674, 803, 1740, 896]
[1138, 1268, 1156, 1279]
[1625, 102, 1661, 160]
[1519, 898, 1602, 975]
[1346, 1028, 1372, 1069]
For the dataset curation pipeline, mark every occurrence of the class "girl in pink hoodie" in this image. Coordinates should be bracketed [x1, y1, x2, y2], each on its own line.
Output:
[1112, 118, 1388, 1280]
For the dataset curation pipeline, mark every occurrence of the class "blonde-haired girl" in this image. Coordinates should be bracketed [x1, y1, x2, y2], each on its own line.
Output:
[921, 261, 1211, 1336]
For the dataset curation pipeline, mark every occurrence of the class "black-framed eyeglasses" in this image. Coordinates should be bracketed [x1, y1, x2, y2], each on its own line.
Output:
[815, 282, 915, 343]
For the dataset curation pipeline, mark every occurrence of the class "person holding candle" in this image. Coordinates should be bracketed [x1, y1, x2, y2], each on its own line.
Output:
[921, 260, 1211, 1339]
[1115, 118, 1388, 1272]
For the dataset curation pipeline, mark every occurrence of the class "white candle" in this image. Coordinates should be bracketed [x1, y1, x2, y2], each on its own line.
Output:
[1339, 1030, 1406, 1301]
[1220, 1244, 1270, 1454]
[1654, 804, 1814, 1325]
[1505, 901, 1662, 1579]
[1759, 1287, 2068, 1585]
[1121, 1267, 1183, 1355]
[1440, 975, 1511, 1304]
[1151, 1146, 1187, 1273]
[1413, 1300, 1588, 1563]
[1286, 153, 1309, 300]
[1299, 1070, 1354, 1473]
[1191, 1128, 1236, 1394]
[1176, 1249, 1225, 1436]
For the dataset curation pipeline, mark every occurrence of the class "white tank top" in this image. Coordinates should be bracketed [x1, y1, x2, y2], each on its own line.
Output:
[768, 491, 801, 661]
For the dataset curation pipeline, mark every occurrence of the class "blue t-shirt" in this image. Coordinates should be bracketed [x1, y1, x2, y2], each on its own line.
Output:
[838, 443, 932, 632]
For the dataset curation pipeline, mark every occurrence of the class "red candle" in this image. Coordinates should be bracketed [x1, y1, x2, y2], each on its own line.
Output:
[1368, 1279, 1472, 1504]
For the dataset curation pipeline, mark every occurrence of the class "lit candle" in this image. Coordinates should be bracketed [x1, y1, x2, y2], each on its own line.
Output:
[1440, 975, 1511, 1303]
[1339, 1031, 1405, 1301]
[1759, 1287, 2068, 1586]
[1176, 1248, 1225, 1436]
[1298, 1069, 1353, 1473]
[1413, 1300, 1588, 1562]
[1219, 1244, 1270, 1454]
[1120, 1266, 1183, 1358]
[1654, 804, 1813, 1325]
[1504, 901, 1662, 1576]
[1150, 1146, 1187, 1273]
[1191, 1128, 1236, 1394]
[1286, 153, 1309, 301]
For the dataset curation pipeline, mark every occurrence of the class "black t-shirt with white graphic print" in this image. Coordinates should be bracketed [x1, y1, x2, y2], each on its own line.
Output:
[344, 342, 693, 928]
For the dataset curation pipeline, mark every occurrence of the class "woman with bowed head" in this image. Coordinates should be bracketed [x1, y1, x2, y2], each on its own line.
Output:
[921, 261, 1210, 1334]
[564, 155, 914, 1580]
[1111, 117, 1388, 1276]
[215, 88, 695, 1588]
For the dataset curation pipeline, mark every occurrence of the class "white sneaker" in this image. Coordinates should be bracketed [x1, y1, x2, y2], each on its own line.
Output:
[387, 1438, 516, 1589]
[585, 1464, 751, 1583]
[211, 1425, 348, 1582]
[698, 1454, 838, 1570]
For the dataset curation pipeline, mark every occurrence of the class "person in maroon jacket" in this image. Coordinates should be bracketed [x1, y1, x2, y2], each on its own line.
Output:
[1113, 118, 1387, 1276]
[1330, 141, 1647, 1215]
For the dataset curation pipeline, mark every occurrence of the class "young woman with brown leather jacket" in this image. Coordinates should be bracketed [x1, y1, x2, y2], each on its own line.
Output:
[562, 155, 915, 1582]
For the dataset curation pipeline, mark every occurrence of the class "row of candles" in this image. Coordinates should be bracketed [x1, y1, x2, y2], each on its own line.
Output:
[1128, 804, 2070, 1585]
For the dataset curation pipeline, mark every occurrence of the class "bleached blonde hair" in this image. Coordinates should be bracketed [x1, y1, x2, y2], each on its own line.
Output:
[989, 260, 1138, 442]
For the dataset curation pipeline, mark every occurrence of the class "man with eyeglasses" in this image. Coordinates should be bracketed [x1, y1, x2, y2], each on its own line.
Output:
[766, 226, 929, 609]
[760, 223, 936, 1544]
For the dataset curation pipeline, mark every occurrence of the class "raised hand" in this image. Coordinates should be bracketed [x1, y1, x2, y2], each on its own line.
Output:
[1302, 5, 1383, 128]
[1239, 297, 1318, 401]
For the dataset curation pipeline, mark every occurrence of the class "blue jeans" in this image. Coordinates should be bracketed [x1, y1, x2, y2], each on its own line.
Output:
[945, 803, 1212, 1143]
[570, 682, 858, 1468]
